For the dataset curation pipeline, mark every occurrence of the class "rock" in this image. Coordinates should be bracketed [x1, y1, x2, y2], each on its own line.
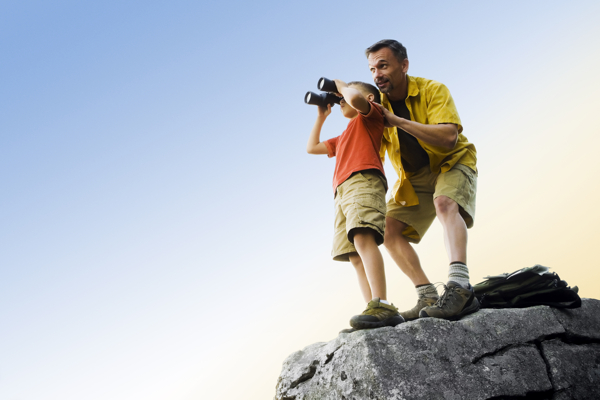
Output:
[551, 299, 600, 340]
[542, 339, 600, 400]
[275, 299, 600, 400]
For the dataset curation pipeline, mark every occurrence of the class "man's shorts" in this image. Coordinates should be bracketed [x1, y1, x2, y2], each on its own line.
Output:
[332, 171, 387, 262]
[387, 163, 477, 244]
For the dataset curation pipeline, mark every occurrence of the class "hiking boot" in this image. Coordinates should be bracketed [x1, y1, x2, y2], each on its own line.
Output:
[350, 298, 405, 330]
[419, 282, 480, 321]
[400, 297, 438, 321]
[339, 327, 357, 334]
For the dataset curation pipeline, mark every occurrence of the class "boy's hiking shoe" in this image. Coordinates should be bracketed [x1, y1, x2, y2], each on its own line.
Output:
[400, 297, 438, 321]
[419, 282, 480, 321]
[350, 298, 405, 330]
[339, 327, 357, 334]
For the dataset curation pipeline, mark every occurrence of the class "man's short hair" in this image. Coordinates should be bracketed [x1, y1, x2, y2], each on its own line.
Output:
[365, 39, 408, 63]
[348, 81, 381, 104]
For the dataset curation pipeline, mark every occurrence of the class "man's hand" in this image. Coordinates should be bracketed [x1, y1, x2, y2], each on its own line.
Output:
[378, 104, 458, 149]
[379, 105, 395, 128]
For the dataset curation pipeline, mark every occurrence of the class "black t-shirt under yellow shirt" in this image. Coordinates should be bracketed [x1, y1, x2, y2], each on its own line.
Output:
[388, 99, 429, 173]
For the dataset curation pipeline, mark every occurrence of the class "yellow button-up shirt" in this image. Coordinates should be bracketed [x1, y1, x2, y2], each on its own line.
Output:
[380, 75, 477, 206]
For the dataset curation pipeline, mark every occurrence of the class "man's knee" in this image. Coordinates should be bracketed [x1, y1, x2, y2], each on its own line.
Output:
[384, 217, 408, 246]
[434, 195, 459, 217]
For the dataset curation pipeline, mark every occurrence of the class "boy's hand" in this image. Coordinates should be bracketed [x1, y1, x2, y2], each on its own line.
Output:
[317, 103, 332, 119]
[332, 79, 346, 98]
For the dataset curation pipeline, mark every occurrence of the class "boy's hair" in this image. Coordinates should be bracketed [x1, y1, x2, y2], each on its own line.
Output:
[348, 81, 381, 104]
[365, 39, 408, 63]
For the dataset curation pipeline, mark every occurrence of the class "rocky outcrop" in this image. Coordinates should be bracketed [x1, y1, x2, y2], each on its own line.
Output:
[275, 299, 600, 400]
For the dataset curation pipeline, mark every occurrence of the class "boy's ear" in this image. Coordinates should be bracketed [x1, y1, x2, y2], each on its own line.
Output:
[366, 93, 375, 102]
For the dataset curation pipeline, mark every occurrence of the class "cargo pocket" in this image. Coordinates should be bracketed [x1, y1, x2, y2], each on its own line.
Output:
[352, 195, 386, 245]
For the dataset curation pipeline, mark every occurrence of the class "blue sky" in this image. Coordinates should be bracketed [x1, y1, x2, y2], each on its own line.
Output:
[2, 1, 600, 399]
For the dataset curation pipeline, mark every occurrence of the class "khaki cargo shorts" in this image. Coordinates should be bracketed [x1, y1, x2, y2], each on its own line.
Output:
[387, 163, 477, 244]
[332, 171, 387, 262]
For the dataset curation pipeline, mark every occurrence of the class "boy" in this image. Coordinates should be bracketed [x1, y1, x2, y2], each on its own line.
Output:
[306, 79, 404, 331]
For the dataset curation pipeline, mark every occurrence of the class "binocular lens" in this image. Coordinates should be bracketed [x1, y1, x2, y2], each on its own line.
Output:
[318, 78, 326, 90]
[304, 91, 341, 107]
[318, 77, 337, 93]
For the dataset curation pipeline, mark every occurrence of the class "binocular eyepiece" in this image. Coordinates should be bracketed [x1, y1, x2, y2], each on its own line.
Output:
[304, 77, 341, 107]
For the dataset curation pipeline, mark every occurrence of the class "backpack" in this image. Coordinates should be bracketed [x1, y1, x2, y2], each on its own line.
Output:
[473, 264, 581, 309]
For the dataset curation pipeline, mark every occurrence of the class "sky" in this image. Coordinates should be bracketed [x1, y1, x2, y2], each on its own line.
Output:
[1, 1, 600, 399]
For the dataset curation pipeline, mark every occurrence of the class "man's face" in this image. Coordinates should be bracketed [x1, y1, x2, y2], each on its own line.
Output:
[368, 47, 408, 97]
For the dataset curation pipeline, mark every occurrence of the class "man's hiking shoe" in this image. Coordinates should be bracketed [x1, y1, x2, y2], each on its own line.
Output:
[350, 298, 405, 330]
[419, 282, 480, 321]
[400, 297, 438, 321]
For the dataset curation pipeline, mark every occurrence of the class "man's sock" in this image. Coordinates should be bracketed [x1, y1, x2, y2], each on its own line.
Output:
[448, 262, 470, 288]
[416, 283, 439, 299]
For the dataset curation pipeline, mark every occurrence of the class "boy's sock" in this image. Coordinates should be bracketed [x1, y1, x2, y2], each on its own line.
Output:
[448, 261, 470, 288]
[380, 299, 391, 305]
[416, 283, 439, 299]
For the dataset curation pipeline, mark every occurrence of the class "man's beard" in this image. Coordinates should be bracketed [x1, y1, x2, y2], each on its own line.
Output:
[377, 81, 393, 94]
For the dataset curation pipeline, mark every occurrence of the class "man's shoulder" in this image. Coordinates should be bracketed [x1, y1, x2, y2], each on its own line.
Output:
[411, 75, 447, 92]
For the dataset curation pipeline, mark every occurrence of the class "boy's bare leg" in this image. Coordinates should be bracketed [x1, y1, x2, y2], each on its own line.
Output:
[348, 254, 372, 303]
[383, 217, 431, 286]
[349, 228, 404, 330]
[352, 228, 386, 300]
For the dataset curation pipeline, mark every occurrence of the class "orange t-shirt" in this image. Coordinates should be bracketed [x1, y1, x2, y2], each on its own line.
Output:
[324, 102, 386, 194]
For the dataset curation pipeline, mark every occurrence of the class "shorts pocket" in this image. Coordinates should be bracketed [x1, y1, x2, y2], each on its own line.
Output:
[354, 195, 386, 224]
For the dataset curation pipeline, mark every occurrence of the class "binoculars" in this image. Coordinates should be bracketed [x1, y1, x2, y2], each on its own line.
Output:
[304, 77, 341, 107]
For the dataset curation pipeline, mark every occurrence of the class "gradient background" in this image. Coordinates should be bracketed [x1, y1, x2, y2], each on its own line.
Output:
[2, 1, 599, 399]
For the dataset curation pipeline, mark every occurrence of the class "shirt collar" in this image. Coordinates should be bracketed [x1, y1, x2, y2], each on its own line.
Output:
[381, 75, 418, 106]
[406, 75, 419, 98]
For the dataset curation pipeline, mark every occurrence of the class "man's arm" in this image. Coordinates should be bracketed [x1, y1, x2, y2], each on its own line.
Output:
[334, 79, 371, 114]
[381, 106, 458, 149]
[306, 104, 331, 155]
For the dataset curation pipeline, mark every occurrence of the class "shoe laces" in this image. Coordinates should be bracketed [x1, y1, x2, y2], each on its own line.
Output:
[433, 282, 457, 308]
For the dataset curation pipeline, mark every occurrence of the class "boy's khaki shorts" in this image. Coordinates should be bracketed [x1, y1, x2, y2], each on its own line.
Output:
[387, 163, 477, 244]
[332, 171, 387, 262]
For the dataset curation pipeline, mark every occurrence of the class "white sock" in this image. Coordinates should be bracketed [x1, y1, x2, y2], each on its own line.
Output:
[380, 299, 390, 305]
[416, 283, 439, 299]
[448, 262, 470, 288]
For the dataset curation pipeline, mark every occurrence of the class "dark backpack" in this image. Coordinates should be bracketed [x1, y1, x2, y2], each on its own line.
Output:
[473, 265, 581, 309]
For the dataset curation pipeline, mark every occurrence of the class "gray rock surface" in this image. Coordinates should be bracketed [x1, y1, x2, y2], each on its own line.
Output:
[275, 299, 600, 400]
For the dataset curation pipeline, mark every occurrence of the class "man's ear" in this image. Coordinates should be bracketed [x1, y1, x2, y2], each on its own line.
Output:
[402, 58, 409, 73]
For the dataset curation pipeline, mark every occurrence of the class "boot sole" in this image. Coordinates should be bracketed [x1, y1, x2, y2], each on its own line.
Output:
[420, 296, 481, 321]
[349, 315, 405, 330]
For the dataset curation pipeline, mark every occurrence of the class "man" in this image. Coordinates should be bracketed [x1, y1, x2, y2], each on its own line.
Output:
[365, 39, 479, 321]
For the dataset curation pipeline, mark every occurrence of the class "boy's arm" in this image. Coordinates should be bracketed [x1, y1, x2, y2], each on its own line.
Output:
[306, 104, 331, 155]
[380, 106, 458, 149]
[334, 79, 371, 115]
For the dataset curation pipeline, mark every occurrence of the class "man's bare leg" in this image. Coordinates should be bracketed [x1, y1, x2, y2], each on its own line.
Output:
[348, 254, 372, 303]
[383, 216, 439, 320]
[383, 217, 431, 286]
[433, 195, 467, 264]
[418, 195, 478, 320]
